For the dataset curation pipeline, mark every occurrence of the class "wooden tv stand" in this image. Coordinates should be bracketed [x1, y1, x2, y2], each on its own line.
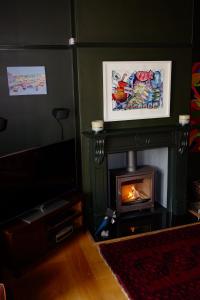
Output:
[0, 191, 83, 270]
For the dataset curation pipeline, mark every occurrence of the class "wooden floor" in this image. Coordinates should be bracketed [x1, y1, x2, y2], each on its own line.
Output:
[3, 222, 199, 300]
[4, 230, 127, 300]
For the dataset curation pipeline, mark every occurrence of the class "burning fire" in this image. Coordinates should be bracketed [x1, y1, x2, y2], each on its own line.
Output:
[121, 184, 148, 203]
[128, 185, 140, 200]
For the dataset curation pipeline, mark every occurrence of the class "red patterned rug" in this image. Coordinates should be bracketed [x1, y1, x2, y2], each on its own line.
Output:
[99, 224, 200, 300]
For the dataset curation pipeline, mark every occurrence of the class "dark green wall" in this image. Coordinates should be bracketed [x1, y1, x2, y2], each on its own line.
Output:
[0, 0, 196, 196]
[77, 47, 192, 132]
[0, 1, 75, 156]
[0, 0, 72, 45]
[0, 49, 75, 155]
[74, 0, 194, 199]
[74, 0, 193, 44]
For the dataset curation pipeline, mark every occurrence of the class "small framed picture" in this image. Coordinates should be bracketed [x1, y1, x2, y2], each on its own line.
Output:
[7, 66, 47, 96]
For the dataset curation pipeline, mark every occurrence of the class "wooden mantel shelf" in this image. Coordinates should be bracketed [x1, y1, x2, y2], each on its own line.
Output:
[83, 124, 189, 164]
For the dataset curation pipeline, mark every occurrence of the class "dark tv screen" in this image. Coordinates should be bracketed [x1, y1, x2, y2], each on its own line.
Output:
[0, 139, 77, 225]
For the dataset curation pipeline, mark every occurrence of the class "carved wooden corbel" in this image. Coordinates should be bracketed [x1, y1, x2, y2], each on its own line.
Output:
[94, 135, 105, 164]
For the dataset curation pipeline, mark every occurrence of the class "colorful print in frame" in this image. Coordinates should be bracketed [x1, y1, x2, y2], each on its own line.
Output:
[7, 66, 47, 96]
[191, 62, 200, 111]
[103, 61, 172, 121]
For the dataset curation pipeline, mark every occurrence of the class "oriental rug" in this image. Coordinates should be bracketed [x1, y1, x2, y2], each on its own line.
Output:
[99, 224, 200, 300]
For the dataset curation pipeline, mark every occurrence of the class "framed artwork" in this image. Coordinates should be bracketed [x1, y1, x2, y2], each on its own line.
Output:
[191, 62, 200, 111]
[103, 61, 172, 122]
[189, 128, 200, 152]
[7, 66, 47, 96]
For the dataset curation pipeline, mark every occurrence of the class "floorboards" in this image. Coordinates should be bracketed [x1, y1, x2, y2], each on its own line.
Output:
[3, 223, 198, 300]
[3, 230, 127, 300]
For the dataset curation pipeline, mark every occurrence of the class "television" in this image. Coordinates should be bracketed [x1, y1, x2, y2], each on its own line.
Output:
[0, 49, 79, 225]
[0, 139, 78, 225]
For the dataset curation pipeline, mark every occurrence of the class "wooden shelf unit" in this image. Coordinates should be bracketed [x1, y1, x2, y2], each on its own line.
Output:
[0, 191, 83, 269]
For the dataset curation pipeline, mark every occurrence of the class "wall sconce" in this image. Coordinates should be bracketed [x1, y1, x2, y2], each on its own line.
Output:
[52, 108, 70, 140]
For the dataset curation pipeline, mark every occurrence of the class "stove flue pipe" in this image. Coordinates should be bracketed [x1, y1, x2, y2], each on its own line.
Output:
[127, 150, 137, 172]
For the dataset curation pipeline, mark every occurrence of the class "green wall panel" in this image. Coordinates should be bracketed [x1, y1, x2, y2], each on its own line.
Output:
[77, 47, 192, 132]
[0, 49, 75, 155]
[0, 0, 72, 45]
[74, 0, 193, 44]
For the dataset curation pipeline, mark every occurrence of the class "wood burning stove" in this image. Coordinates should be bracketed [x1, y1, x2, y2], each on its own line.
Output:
[110, 151, 155, 214]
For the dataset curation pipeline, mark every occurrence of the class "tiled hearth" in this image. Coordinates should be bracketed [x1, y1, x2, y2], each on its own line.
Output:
[83, 125, 190, 240]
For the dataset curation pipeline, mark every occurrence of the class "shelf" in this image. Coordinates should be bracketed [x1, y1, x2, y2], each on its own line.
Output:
[47, 209, 82, 232]
[0, 191, 83, 269]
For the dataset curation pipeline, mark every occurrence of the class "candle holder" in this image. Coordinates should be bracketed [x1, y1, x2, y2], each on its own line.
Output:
[91, 120, 104, 133]
[179, 115, 190, 126]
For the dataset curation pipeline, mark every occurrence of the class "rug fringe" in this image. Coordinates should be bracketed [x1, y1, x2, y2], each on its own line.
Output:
[98, 246, 131, 300]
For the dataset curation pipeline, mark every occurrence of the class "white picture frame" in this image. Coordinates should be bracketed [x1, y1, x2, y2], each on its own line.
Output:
[103, 60, 172, 122]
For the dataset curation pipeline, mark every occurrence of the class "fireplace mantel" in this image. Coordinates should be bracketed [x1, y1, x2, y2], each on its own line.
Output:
[83, 125, 189, 234]
[83, 125, 188, 165]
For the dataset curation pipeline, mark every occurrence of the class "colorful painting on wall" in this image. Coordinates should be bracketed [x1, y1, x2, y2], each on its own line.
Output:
[103, 61, 172, 122]
[191, 62, 200, 111]
[7, 66, 47, 96]
[190, 62, 200, 152]
[189, 128, 200, 152]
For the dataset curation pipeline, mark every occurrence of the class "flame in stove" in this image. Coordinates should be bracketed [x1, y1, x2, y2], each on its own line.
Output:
[128, 185, 140, 200]
[121, 184, 148, 203]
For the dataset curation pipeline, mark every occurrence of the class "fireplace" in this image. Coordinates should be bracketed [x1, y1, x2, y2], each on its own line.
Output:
[110, 151, 155, 214]
[83, 125, 189, 236]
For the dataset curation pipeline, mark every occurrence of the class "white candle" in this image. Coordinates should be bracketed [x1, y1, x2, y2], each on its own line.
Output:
[91, 120, 104, 132]
[68, 37, 75, 45]
[179, 115, 190, 126]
